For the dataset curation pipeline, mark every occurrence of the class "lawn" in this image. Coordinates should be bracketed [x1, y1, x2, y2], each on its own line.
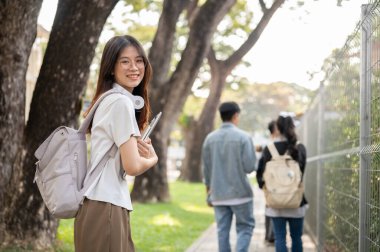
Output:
[55, 181, 214, 252]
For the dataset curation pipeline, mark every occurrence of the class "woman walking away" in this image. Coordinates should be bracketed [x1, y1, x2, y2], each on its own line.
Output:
[256, 115, 308, 252]
[74, 35, 158, 252]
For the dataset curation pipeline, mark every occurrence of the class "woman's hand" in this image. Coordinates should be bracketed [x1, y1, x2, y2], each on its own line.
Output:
[137, 138, 158, 162]
[120, 137, 158, 176]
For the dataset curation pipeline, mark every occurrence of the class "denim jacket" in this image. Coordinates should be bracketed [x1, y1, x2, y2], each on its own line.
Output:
[202, 123, 257, 201]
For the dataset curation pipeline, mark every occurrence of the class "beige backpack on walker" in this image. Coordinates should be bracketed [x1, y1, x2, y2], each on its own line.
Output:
[263, 143, 304, 209]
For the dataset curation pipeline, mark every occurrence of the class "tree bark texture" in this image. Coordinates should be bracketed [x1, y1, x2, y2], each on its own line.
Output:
[131, 0, 191, 202]
[0, 0, 43, 246]
[1, 0, 118, 249]
[132, 0, 236, 202]
[180, 53, 227, 181]
[149, 0, 191, 92]
[180, 0, 285, 182]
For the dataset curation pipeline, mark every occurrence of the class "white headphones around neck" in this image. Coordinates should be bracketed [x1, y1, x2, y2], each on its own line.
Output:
[113, 82, 145, 109]
[124, 91, 144, 110]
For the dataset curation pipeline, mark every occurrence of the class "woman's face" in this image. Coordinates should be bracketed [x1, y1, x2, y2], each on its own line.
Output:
[114, 45, 145, 92]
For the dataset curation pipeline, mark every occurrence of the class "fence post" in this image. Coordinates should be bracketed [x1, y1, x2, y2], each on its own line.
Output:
[316, 83, 325, 251]
[359, 4, 371, 252]
[302, 117, 307, 149]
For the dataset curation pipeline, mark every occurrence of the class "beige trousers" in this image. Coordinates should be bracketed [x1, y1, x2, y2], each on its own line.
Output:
[74, 199, 135, 252]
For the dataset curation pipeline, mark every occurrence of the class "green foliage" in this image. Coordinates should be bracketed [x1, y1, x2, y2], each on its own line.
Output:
[55, 219, 75, 252]
[103, 1, 159, 44]
[123, 0, 162, 13]
[181, 80, 314, 137]
[223, 81, 314, 134]
[219, 0, 254, 36]
[314, 30, 361, 251]
[126, 24, 157, 44]
[213, 0, 255, 60]
[54, 181, 214, 252]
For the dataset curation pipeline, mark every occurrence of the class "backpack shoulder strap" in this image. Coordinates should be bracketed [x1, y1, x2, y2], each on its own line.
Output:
[78, 89, 123, 133]
[80, 144, 118, 196]
[78, 89, 123, 196]
[267, 142, 280, 158]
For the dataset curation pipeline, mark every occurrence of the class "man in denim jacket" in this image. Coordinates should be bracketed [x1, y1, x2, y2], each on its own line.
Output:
[202, 101, 257, 252]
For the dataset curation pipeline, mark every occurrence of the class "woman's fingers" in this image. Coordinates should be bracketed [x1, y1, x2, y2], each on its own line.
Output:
[137, 139, 150, 158]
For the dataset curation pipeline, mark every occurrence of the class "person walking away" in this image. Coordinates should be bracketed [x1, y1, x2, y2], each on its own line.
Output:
[258, 120, 280, 245]
[74, 35, 158, 252]
[202, 101, 257, 252]
[256, 115, 308, 252]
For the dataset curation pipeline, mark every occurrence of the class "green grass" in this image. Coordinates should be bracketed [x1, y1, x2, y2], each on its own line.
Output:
[55, 181, 214, 251]
[55, 218, 75, 252]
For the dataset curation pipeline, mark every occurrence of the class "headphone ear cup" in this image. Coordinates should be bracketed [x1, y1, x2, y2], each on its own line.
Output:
[133, 95, 144, 109]
[113, 83, 145, 109]
[124, 91, 144, 109]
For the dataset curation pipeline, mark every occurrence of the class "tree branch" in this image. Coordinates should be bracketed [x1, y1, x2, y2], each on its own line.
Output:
[156, 0, 236, 135]
[259, 0, 268, 13]
[207, 47, 221, 77]
[149, 0, 191, 88]
[224, 0, 284, 71]
[186, 0, 200, 27]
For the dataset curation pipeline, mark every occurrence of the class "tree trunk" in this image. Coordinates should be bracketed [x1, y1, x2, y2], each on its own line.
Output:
[179, 120, 211, 182]
[1, 0, 118, 249]
[149, 0, 191, 92]
[179, 0, 285, 182]
[0, 0, 43, 246]
[132, 0, 236, 202]
[131, 0, 191, 202]
[131, 126, 171, 202]
[180, 56, 227, 181]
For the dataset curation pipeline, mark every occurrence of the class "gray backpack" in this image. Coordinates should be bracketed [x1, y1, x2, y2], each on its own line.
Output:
[34, 90, 121, 219]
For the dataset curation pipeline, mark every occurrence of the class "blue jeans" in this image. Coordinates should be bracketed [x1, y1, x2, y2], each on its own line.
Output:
[214, 201, 255, 252]
[272, 217, 304, 252]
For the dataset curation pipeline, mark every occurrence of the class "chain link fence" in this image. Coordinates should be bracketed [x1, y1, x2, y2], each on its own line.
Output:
[298, 2, 380, 251]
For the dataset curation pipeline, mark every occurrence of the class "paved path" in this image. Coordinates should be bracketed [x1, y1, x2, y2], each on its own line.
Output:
[186, 186, 316, 252]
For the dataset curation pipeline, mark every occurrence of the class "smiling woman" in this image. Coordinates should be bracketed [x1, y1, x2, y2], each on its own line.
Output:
[114, 46, 146, 92]
[74, 35, 157, 252]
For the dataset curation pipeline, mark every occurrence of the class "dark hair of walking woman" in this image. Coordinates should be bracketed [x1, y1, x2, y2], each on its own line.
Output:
[276, 115, 298, 160]
[84, 35, 152, 130]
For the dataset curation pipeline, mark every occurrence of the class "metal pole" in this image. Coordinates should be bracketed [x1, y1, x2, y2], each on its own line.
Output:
[359, 4, 372, 252]
[302, 116, 308, 149]
[316, 83, 324, 251]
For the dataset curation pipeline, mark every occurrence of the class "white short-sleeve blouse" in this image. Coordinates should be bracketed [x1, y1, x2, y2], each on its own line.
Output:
[84, 84, 141, 210]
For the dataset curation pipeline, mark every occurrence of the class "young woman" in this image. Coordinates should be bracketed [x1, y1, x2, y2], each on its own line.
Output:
[74, 35, 158, 252]
[256, 115, 308, 252]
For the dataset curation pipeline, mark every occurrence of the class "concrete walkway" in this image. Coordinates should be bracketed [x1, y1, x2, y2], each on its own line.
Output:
[186, 186, 316, 252]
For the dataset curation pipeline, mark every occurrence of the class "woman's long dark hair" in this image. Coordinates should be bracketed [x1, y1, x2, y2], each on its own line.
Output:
[276, 115, 298, 160]
[85, 35, 152, 131]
